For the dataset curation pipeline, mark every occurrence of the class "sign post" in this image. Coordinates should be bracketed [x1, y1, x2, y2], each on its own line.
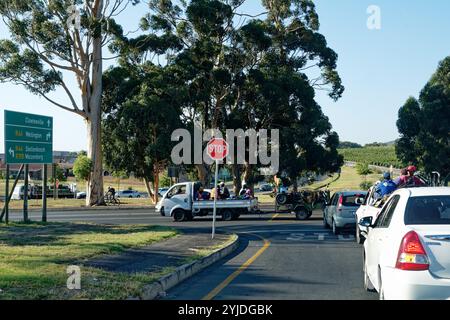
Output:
[5, 165, 9, 224]
[24, 164, 29, 222]
[42, 164, 47, 222]
[206, 138, 229, 239]
[4, 110, 53, 223]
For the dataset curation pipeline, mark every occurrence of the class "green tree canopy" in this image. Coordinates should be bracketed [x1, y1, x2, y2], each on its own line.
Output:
[102, 62, 183, 203]
[396, 57, 450, 178]
[0, 0, 138, 206]
[73, 154, 93, 182]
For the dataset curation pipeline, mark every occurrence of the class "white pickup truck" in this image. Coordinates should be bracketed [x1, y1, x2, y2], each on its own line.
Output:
[355, 185, 383, 244]
[155, 182, 260, 222]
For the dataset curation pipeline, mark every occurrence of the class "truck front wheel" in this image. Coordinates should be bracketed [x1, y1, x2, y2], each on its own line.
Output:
[173, 209, 186, 222]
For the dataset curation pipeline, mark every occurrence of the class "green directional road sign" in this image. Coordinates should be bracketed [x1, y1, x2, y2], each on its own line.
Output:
[4, 110, 53, 164]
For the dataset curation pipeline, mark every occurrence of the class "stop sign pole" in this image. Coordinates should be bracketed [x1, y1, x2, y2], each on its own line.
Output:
[207, 138, 229, 239]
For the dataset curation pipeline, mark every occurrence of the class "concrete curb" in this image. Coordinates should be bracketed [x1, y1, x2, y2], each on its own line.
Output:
[139, 234, 240, 300]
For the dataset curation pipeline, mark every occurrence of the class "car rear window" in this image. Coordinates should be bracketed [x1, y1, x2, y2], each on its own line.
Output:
[405, 196, 450, 225]
[342, 194, 366, 207]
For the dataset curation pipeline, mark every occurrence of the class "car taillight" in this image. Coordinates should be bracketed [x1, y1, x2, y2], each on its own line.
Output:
[396, 231, 429, 271]
[338, 195, 343, 211]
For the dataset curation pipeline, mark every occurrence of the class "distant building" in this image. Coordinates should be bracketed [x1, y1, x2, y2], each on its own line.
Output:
[0, 151, 114, 180]
[0, 151, 78, 180]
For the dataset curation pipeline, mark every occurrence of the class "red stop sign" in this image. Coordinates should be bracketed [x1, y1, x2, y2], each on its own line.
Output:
[207, 138, 229, 161]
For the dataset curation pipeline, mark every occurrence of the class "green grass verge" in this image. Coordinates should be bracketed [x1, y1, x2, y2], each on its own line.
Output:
[0, 222, 178, 299]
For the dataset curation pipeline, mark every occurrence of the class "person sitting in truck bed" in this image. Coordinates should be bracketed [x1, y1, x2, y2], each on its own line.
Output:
[374, 172, 397, 200]
[219, 182, 230, 199]
[239, 184, 253, 200]
[394, 168, 409, 187]
[195, 187, 210, 201]
[404, 165, 425, 187]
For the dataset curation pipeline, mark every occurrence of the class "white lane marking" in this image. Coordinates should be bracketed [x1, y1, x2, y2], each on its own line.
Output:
[286, 233, 305, 241]
[315, 233, 328, 241]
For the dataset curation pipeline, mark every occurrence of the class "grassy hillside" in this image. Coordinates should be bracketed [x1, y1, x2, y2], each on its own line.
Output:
[338, 145, 402, 168]
[304, 166, 383, 193]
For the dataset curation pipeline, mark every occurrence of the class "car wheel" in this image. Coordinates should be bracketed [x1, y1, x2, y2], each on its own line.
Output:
[173, 209, 186, 222]
[332, 219, 340, 235]
[363, 254, 376, 292]
[222, 209, 233, 221]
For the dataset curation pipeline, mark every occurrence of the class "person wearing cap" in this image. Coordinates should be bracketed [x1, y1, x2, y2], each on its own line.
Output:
[405, 165, 425, 187]
[375, 172, 397, 198]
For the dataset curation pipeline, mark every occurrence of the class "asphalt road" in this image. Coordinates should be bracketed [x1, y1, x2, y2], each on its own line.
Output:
[7, 207, 377, 300]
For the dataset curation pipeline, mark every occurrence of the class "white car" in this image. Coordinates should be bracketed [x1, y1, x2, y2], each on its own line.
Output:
[360, 187, 450, 300]
[356, 184, 383, 244]
[116, 190, 141, 198]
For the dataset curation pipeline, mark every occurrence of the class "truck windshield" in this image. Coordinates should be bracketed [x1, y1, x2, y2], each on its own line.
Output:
[167, 185, 186, 198]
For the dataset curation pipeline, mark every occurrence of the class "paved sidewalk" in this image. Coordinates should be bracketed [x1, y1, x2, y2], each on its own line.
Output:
[85, 233, 233, 274]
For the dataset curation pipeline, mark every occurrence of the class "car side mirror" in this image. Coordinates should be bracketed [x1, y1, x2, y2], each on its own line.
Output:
[355, 197, 364, 205]
[359, 217, 373, 228]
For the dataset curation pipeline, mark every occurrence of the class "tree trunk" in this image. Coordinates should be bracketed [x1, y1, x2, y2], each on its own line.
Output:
[231, 164, 242, 195]
[153, 163, 160, 204]
[143, 177, 156, 205]
[85, 6, 104, 206]
[196, 164, 210, 186]
[243, 163, 254, 190]
[86, 113, 104, 206]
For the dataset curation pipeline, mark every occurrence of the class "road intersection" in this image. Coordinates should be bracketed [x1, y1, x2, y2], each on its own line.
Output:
[8, 208, 377, 300]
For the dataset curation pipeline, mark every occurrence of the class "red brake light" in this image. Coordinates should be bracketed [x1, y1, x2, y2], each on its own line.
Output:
[337, 195, 343, 211]
[396, 231, 429, 271]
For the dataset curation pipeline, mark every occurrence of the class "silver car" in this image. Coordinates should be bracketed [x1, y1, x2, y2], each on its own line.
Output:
[323, 190, 367, 235]
[117, 190, 141, 198]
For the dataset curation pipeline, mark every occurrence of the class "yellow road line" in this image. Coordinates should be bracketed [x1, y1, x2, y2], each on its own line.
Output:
[270, 213, 280, 221]
[202, 234, 271, 300]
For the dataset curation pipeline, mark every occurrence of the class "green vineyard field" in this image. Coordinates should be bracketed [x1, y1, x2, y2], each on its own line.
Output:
[338, 146, 403, 168]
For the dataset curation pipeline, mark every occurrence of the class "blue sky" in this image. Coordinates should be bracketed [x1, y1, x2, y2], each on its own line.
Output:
[1, 0, 450, 152]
